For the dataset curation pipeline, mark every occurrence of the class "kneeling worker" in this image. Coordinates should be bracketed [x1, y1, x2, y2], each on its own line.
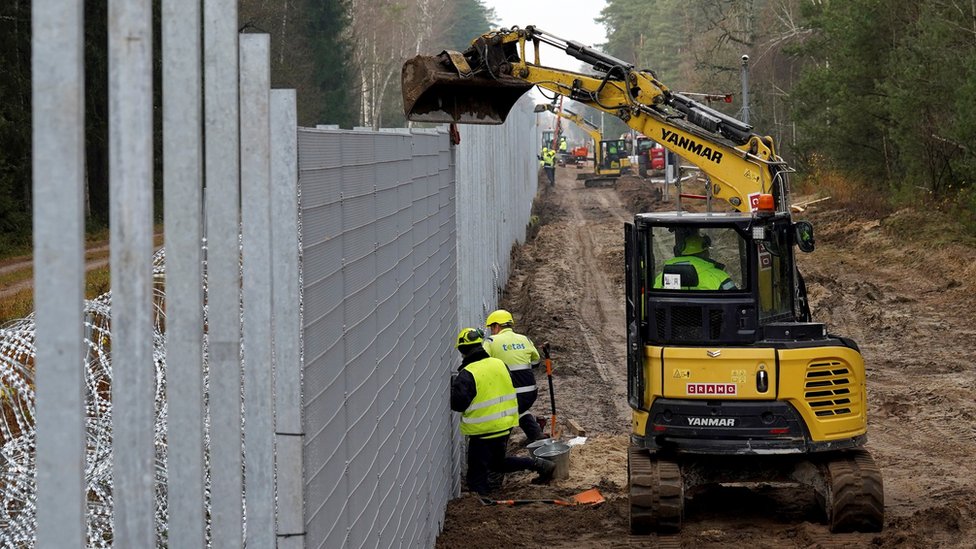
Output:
[451, 327, 555, 495]
[485, 309, 546, 442]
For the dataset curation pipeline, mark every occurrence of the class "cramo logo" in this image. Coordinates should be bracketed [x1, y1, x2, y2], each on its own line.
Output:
[660, 129, 724, 164]
[687, 417, 735, 427]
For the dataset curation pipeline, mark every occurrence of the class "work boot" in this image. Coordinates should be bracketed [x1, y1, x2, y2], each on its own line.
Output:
[530, 457, 556, 484]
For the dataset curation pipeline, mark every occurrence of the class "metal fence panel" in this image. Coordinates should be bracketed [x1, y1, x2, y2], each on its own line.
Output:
[298, 105, 534, 548]
[299, 127, 450, 549]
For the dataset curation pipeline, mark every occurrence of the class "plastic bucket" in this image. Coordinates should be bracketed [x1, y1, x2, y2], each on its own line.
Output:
[532, 442, 570, 480]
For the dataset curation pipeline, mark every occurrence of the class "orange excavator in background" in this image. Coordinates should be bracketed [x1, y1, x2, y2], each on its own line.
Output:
[403, 26, 884, 535]
[534, 103, 628, 186]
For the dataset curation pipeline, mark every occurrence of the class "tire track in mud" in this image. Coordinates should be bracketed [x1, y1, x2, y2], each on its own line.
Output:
[562, 180, 631, 427]
[505, 170, 635, 436]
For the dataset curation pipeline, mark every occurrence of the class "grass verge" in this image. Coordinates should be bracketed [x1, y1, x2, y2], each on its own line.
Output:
[0, 267, 113, 327]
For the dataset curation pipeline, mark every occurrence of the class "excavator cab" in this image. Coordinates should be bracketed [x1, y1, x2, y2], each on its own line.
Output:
[600, 140, 628, 172]
[630, 212, 808, 348]
[624, 212, 883, 534]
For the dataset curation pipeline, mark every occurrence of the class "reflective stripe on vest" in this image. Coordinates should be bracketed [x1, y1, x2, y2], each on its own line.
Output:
[507, 363, 531, 372]
[461, 405, 518, 424]
[466, 392, 516, 412]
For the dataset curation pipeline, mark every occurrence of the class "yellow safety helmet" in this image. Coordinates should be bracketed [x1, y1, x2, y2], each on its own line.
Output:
[485, 309, 514, 327]
[456, 327, 485, 348]
[676, 232, 710, 255]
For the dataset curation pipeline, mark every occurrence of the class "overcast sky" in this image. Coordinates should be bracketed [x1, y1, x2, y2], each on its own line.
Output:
[480, 0, 610, 112]
[484, 0, 609, 70]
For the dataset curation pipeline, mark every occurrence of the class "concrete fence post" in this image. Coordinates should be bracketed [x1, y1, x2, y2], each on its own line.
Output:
[270, 89, 305, 549]
[239, 32, 276, 548]
[108, 0, 155, 545]
[163, 0, 206, 544]
[31, 0, 86, 545]
[204, 0, 243, 545]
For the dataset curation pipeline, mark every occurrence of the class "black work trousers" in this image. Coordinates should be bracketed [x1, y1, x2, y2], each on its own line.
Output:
[519, 412, 544, 441]
[466, 432, 535, 496]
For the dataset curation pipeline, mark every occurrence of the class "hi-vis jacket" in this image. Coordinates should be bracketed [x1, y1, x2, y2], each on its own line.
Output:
[542, 148, 556, 167]
[486, 328, 540, 415]
[653, 255, 737, 291]
[451, 348, 519, 439]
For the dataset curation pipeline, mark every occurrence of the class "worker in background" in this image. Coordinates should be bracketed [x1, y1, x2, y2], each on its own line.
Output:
[653, 228, 737, 290]
[484, 310, 546, 443]
[541, 147, 556, 186]
[557, 136, 569, 167]
[451, 327, 556, 495]
[605, 141, 619, 169]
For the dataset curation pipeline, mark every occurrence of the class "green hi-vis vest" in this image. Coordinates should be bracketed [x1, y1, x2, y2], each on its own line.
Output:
[542, 149, 556, 167]
[460, 357, 519, 438]
[653, 255, 736, 291]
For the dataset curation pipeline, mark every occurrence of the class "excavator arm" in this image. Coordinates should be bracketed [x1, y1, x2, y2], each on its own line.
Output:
[534, 103, 605, 167]
[403, 26, 789, 213]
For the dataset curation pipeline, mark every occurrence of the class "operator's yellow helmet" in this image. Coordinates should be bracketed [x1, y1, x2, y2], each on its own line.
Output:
[485, 309, 514, 327]
[679, 233, 708, 255]
[456, 327, 485, 348]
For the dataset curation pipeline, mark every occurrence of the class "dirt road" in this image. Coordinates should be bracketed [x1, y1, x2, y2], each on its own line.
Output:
[436, 166, 976, 548]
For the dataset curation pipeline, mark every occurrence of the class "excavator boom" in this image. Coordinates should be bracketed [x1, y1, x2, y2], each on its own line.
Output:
[402, 26, 789, 212]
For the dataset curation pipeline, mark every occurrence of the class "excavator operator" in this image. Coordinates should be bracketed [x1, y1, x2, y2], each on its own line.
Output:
[653, 228, 737, 291]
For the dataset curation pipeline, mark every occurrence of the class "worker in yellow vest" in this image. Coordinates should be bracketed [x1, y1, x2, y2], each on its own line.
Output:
[484, 310, 545, 442]
[451, 328, 555, 495]
[540, 147, 556, 185]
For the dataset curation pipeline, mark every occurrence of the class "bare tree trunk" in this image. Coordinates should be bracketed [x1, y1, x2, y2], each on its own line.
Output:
[351, 0, 453, 128]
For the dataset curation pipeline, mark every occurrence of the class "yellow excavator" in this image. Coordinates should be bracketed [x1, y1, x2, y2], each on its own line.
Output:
[534, 103, 629, 187]
[403, 26, 884, 534]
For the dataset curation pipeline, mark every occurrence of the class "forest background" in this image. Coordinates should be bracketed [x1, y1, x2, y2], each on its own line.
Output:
[1, 0, 974, 258]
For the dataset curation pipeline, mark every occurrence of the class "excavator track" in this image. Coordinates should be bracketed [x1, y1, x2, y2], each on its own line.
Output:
[824, 449, 885, 533]
[628, 447, 683, 535]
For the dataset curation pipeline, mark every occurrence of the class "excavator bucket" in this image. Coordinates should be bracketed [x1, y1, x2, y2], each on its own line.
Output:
[401, 52, 533, 125]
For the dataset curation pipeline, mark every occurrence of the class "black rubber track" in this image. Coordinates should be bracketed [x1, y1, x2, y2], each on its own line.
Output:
[628, 447, 683, 535]
[825, 448, 885, 533]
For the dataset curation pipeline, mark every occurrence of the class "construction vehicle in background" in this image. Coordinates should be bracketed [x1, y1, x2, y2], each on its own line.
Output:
[568, 144, 589, 165]
[402, 26, 884, 534]
[534, 103, 628, 186]
[626, 133, 666, 176]
[541, 129, 555, 152]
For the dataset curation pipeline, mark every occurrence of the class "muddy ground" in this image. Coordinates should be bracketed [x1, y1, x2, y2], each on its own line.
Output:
[435, 165, 976, 548]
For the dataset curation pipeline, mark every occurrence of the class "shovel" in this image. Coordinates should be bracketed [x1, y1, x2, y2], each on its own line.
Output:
[480, 488, 605, 507]
[542, 343, 558, 439]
